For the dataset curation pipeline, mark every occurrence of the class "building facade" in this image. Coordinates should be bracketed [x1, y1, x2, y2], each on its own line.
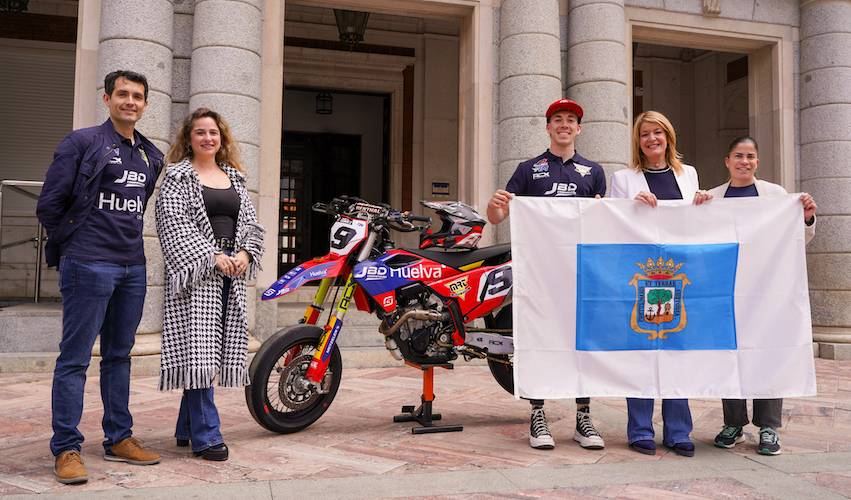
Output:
[0, 0, 849, 359]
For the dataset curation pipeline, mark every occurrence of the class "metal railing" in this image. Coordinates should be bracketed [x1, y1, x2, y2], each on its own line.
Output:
[0, 180, 45, 302]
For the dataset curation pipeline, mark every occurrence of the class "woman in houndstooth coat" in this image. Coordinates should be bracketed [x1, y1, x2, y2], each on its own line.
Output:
[155, 108, 264, 461]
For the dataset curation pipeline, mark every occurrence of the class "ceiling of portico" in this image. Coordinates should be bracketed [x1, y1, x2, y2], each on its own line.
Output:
[286, 3, 461, 37]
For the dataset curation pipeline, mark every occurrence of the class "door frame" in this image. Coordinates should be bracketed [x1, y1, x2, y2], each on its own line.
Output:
[627, 7, 797, 190]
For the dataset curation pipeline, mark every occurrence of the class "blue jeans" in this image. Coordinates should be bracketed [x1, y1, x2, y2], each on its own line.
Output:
[50, 257, 146, 456]
[175, 269, 231, 452]
[626, 398, 693, 446]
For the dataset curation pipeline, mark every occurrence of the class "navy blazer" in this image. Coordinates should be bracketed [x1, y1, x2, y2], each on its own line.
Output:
[36, 119, 164, 267]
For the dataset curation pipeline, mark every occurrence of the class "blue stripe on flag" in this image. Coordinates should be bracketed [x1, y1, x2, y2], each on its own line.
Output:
[576, 243, 738, 351]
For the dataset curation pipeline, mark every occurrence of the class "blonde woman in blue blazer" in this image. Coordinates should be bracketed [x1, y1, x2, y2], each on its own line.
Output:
[610, 111, 712, 457]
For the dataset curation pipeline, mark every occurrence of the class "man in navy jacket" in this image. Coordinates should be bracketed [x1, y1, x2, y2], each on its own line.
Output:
[486, 99, 606, 451]
[37, 70, 164, 484]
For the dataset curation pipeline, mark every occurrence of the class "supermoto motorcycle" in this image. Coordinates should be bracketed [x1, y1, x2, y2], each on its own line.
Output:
[245, 195, 516, 434]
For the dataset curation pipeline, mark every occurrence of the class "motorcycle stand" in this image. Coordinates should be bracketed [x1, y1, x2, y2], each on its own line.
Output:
[393, 362, 463, 434]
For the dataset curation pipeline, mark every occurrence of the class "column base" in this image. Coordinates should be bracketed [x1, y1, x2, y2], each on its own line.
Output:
[813, 327, 851, 360]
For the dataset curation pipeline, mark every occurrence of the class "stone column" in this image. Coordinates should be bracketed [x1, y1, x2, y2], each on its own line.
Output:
[565, 0, 630, 183]
[190, 0, 263, 347]
[496, 0, 561, 242]
[97, 0, 174, 356]
[800, 0, 851, 360]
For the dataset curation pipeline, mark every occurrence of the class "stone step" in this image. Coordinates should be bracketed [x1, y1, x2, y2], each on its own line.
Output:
[0, 303, 62, 353]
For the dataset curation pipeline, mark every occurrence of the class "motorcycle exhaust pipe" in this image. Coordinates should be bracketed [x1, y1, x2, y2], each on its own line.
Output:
[379, 309, 444, 338]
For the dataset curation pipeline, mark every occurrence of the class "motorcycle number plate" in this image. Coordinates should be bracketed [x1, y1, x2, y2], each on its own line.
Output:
[329, 217, 368, 256]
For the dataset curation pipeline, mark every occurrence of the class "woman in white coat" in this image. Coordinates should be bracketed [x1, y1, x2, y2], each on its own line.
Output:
[610, 111, 712, 457]
[709, 136, 816, 456]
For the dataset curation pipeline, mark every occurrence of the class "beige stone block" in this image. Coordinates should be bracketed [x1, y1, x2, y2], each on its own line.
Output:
[800, 33, 851, 74]
[498, 160, 521, 191]
[498, 33, 561, 82]
[568, 2, 625, 44]
[752, 0, 799, 26]
[190, 46, 261, 100]
[570, 0, 625, 7]
[173, 13, 194, 58]
[98, 39, 173, 96]
[193, 0, 262, 55]
[800, 141, 851, 181]
[171, 102, 189, 138]
[172, 58, 191, 103]
[573, 121, 630, 166]
[254, 294, 279, 342]
[246, 285, 256, 331]
[138, 285, 164, 334]
[819, 343, 851, 361]
[805, 215, 851, 254]
[144, 237, 165, 287]
[100, 0, 173, 48]
[174, 0, 194, 14]
[807, 253, 851, 290]
[497, 117, 551, 164]
[654, 0, 700, 15]
[567, 81, 629, 125]
[801, 67, 851, 108]
[799, 104, 851, 145]
[499, 0, 559, 41]
[189, 93, 260, 147]
[801, 0, 851, 38]
[242, 143, 260, 192]
[624, 0, 663, 7]
[499, 75, 561, 121]
[810, 290, 851, 327]
[133, 91, 174, 146]
[800, 177, 851, 216]
[566, 40, 627, 86]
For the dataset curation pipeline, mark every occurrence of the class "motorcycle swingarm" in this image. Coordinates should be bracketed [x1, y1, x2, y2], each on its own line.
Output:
[463, 330, 513, 355]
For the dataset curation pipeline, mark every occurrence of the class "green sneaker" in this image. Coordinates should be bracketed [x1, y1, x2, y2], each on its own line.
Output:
[758, 427, 781, 455]
[714, 426, 744, 448]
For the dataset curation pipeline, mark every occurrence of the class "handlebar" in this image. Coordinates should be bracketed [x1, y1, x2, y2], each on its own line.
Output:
[312, 196, 431, 232]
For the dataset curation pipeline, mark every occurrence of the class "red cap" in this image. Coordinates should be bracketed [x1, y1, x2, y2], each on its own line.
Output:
[546, 98, 584, 121]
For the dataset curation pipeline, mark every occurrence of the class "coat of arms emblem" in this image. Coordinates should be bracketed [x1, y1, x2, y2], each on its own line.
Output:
[628, 257, 690, 340]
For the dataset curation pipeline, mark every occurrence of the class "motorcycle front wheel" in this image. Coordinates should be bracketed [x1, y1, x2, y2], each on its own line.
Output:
[245, 324, 343, 434]
[487, 305, 514, 395]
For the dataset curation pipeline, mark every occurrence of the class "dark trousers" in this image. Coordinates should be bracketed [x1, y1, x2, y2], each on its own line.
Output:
[50, 257, 146, 456]
[174, 264, 232, 451]
[722, 399, 782, 429]
[528, 398, 590, 407]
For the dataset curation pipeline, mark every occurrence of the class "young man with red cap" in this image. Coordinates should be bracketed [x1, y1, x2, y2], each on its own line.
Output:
[487, 98, 606, 450]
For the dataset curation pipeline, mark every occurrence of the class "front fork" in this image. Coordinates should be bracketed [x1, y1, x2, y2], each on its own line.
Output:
[304, 275, 358, 383]
[303, 231, 377, 384]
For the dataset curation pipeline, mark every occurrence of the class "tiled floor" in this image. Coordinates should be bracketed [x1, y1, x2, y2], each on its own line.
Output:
[0, 358, 849, 498]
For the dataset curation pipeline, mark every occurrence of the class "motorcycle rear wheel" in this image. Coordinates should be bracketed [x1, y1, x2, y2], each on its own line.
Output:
[245, 325, 342, 434]
[487, 305, 514, 395]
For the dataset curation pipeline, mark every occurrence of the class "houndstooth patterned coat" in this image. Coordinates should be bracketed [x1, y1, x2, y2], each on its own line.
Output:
[155, 159, 264, 391]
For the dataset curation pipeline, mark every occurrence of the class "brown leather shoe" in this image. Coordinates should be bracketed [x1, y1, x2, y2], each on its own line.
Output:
[55, 450, 88, 484]
[104, 437, 161, 465]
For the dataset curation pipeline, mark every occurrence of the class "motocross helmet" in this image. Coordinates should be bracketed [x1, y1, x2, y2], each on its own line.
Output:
[418, 200, 486, 250]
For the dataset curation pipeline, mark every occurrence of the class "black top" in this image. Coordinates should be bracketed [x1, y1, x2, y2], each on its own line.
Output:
[506, 150, 606, 197]
[724, 184, 759, 198]
[202, 184, 239, 239]
[643, 168, 682, 200]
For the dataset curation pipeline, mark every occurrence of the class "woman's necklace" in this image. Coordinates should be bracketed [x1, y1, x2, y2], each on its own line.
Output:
[646, 164, 671, 174]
